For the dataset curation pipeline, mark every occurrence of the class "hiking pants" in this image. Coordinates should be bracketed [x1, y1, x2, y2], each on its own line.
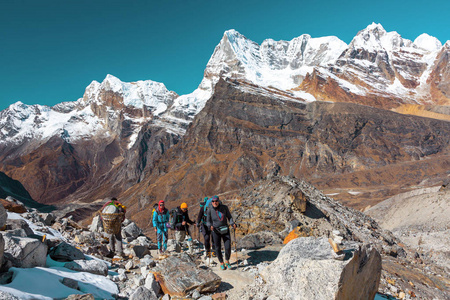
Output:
[157, 228, 168, 251]
[212, 229, 231, 263]
[109, 230, 123, 255]
[201, 223, 213, 253]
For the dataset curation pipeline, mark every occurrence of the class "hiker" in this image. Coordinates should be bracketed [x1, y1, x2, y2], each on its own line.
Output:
[206, 195, 237, 270]
[197, 197, 215, 257]
[152, 200, 170, 254]
[101, 197, 126, 257]
[172, 202, 195, 251]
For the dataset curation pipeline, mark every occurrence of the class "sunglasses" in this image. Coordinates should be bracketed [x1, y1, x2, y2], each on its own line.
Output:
[159, 204, 164, 206]
[212, 200, 219, 203]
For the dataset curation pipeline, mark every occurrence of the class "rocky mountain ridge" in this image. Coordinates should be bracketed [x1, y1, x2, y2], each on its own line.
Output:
[0, 23, 448, 209]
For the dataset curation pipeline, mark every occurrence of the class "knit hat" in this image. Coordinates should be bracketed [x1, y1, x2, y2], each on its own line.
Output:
[180, 203, 188, 209]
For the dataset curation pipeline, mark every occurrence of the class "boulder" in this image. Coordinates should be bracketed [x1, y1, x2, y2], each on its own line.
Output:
[38, 213, 55, 226]
[0, 198, 26, 213]
[122, 222, 142, 239]
[74, 231, 95, 244]
[259, 237, 381, 300]
[236, 231, 282, 249]
[5, 219, 34, 236]
[129, 286, 158, 300]
[64, 259, 108, 276]
[144, 273, 161, 295]
[89, 215, 103, 233]
[166, 239, 181, 253]
[3, 235, 48, 268]
[131, 245, 150, 258]
[49, 242, 85, 262]
[61, 277, 79, 290]
[152, 253, 221, 297]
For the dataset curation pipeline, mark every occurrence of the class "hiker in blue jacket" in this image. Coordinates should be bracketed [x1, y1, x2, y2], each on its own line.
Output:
[152, 200, 170, 253]
[206, 195, 236, 270]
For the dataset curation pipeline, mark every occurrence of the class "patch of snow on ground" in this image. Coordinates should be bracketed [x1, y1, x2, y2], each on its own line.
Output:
[0, 267, 118, 300]
[348, 191, 361, 195]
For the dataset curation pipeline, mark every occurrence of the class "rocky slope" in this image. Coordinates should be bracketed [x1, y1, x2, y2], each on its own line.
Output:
[366, 186, 450, 271]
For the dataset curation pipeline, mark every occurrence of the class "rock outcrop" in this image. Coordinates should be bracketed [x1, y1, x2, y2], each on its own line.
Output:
[257, 237, 381, 300]
[3, 235, 48, 268]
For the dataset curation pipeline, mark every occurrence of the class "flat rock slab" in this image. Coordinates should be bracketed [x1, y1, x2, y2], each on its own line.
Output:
[152, 254, 221, 297]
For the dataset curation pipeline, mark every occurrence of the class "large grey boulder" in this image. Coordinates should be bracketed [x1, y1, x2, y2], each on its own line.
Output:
[259, 237, 381, 300]
[129, 286, 158, 300]
[64, 259, 108, 276]
[3, 235, 48, 268]
[49, 242, 85, 262]
[122, 222, 142, 239]
[152, 253, 221, 296]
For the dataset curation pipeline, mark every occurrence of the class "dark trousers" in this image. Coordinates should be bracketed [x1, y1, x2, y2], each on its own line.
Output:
[200, 223, 213, 253]
[212, 229, 231, 263]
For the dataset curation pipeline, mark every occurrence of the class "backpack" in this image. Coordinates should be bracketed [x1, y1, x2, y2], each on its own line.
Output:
[169, 208, 179, 228]
[202, 197, 214, 223]
[150, 203, 158, 227]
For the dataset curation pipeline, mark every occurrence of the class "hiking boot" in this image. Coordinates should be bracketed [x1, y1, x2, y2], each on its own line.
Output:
[211, 251, 217, 257]
[220, 263, 226, 270]
[225, 262, 231, 269]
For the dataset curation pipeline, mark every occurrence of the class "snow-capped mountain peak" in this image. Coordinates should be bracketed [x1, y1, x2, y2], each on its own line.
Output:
[414, 33, 442, 52]
[83, 74, 177, 113]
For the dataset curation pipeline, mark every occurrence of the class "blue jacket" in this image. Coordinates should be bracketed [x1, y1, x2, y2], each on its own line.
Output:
[152, 208, 170, 230]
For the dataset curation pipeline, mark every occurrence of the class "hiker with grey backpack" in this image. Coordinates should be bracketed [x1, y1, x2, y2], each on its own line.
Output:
[206, 195, 236, 270]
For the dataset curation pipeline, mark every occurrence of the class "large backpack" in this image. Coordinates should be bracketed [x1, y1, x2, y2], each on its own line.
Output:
[201, 197, 214, 223]
[169, 208, 179, 228]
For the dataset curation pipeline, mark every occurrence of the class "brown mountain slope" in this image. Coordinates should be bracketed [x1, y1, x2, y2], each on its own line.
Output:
[120, 79, 450, 229]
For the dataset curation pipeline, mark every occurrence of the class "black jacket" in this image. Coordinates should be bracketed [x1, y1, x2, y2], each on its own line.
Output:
[172, 206, 194, 231]
[206, 203, 234, 229]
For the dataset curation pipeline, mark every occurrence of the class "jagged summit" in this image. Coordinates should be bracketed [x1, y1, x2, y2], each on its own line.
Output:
[83, 74, 178, 112]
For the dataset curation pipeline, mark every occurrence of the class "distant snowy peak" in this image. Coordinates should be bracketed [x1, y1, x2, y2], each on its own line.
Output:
[350, 23, 411, 51]
[414, 33, 442, 51]
[201, 29, 347, 96]
[349, 23, 443, 53]
[0, 99, 106, 147]
[83, 74, 178, 114]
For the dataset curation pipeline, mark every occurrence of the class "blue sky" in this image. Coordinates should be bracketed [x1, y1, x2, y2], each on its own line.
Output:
[1, 0, 449, 111]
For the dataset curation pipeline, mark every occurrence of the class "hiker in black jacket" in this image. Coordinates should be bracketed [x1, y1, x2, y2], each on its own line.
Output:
[206, 195, 236, 270]
[172, 202, 194, 251]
